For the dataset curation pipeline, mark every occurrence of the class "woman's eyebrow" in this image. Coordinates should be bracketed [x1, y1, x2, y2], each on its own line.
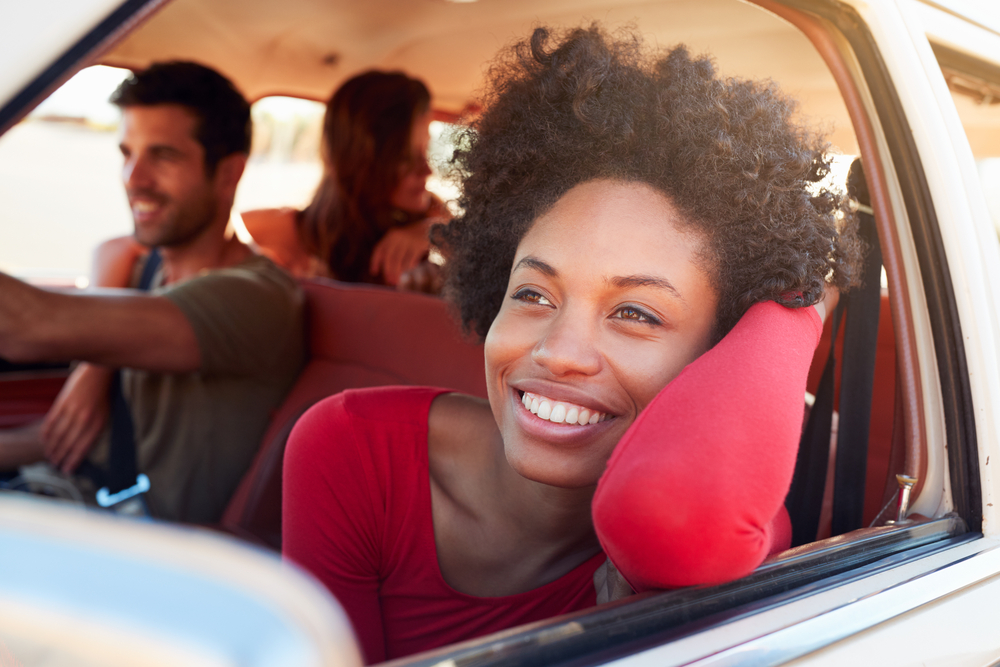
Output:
[609, 274, 684, 301]
[512, 256, 557, 276]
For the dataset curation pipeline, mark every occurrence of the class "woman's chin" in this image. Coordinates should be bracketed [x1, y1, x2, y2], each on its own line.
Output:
[503, 444, 605, 489]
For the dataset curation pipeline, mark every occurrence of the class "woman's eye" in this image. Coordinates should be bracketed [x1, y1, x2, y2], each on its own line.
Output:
[512, 288, 553, 306]
[614, 305, 661, 325]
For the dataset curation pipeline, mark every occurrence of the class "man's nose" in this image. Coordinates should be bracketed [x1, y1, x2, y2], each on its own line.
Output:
[531, 308, 602, 377]
[123, 154, 152, 190]
[415, 153, 432, 178]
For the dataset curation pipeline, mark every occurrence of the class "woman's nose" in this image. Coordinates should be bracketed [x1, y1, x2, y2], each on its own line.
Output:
[531, 310, 602, 377]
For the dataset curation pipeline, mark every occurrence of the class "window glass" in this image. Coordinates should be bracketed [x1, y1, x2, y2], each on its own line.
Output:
[0, 65, 132, 286]
[930, 42, 1000, 234]
[235, 96, 460, 220]
[0, 75, 463, 283]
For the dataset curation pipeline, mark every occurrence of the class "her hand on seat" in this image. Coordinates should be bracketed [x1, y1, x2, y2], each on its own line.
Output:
[370, 219, 432, 286]
[397, 260, 443, 294]
[41, 362, 113, 473]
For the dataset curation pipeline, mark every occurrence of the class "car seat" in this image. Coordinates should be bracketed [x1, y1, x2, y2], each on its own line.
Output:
[220, 278, 487, 549]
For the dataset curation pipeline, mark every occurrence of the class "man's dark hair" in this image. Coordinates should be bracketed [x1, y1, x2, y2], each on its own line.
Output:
[110, 61, 251, 174]
[436, 25, 863, 342]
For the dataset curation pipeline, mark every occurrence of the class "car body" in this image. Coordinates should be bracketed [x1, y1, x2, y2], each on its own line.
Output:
[2, 0, 1000, 664]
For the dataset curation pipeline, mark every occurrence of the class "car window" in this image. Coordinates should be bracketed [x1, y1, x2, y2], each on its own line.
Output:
[235, 95, 459, 228]
[0, 76, 461, 284]
[929, 41, 1000, 235]
[0, 65, 132, 286]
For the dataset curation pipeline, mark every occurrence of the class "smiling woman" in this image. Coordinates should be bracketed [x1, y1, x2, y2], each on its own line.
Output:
[281, 24, 861, 664]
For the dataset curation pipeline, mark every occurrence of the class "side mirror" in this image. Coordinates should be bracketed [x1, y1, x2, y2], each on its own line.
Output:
[0, 493, 363, 667]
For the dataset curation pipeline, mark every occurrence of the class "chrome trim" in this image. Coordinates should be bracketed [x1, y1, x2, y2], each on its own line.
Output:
[607, 537, 1000, 666]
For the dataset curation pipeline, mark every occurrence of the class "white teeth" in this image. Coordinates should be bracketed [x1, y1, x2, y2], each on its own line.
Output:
[519, 392, 610, 426]
[565, 407, 579, 424]
[550, 404, 566, 423]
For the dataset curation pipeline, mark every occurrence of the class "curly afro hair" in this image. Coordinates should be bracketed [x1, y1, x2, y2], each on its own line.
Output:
[435, 25, 863, 341]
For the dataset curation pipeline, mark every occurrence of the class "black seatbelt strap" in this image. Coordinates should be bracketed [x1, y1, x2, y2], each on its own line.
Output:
[786, 301, 844, 547]
[830, 174, 883, 534]
[785, 158, 882, 544]
[94, 247, 161, 511]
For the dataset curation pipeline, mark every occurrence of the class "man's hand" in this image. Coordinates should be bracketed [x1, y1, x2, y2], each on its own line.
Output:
[41, 363, 112, 473]
[369, 220, 433, 286]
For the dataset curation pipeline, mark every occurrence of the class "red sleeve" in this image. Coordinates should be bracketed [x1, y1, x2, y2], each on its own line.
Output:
[282, 393, 387, 664]
[592, 301, 822, 592]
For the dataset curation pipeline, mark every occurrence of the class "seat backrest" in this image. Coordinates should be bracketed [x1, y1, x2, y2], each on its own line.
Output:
[221, 278, 487, 548]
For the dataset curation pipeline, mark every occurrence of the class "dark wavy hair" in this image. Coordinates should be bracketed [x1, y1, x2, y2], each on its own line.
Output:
[110, 61, 251, 174]
[298, 70, 432, 282]
[436, 25, 862, 341]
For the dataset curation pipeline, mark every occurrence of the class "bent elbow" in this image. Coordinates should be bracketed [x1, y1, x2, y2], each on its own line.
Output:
[594, 479, 772, 591]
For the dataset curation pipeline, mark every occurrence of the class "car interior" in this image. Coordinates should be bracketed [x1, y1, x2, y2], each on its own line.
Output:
[1, 0, 996, 663]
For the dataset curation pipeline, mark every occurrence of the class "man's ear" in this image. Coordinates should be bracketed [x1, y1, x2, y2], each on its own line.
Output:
[213, 152, 247, 199]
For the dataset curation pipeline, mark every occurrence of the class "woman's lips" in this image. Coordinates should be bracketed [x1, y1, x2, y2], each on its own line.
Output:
[519, 390, 613, 425]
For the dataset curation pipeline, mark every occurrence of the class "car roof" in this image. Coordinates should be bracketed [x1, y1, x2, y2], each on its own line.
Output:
[100, 0, 861, 152]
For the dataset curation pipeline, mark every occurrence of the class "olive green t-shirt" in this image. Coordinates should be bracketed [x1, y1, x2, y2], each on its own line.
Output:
[92, 254, 304, 523]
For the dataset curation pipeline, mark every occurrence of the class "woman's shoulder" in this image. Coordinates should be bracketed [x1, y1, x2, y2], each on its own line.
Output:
[240, 207, 329, 278]
[287, 386, 456, 479]
[300, 386, 452, 430]
[241, 207, 298, 241]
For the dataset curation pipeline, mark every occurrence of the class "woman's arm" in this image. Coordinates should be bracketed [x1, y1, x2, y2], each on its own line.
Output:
[592, 301, 823, 592]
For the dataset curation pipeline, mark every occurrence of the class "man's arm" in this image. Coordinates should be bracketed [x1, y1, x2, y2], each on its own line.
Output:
[39, 236, 150, 472]
[0, 272, 201, 373]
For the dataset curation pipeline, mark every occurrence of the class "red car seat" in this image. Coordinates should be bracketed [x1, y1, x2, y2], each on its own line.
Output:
[221, 279, 487, 549]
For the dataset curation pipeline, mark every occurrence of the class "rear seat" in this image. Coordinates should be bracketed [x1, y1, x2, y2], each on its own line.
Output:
[220, 279, 487, 549]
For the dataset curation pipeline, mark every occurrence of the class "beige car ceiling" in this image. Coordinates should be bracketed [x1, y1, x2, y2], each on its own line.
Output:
[103, 0, 859, 154]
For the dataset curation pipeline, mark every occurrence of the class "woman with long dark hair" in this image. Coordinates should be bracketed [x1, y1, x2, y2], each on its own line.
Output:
[244, 70, 448, 288]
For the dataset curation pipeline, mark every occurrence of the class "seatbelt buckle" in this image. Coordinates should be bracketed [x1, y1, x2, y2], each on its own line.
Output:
[96, 473, 151, 516]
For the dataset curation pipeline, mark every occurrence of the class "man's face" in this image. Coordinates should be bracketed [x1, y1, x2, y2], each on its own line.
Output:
[118, 104, 220, 247]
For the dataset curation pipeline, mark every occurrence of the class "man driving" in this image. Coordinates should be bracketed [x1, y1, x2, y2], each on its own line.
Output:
[0, 62, 304, 523]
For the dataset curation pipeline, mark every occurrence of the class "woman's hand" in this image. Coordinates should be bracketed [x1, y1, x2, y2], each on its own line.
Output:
[397, 260, 444, 294]
[370, 219, 433, 286]
[41, 363, 113, 473]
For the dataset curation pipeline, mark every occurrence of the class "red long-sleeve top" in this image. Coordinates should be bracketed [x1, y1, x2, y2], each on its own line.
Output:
[283, 301, 821, 663]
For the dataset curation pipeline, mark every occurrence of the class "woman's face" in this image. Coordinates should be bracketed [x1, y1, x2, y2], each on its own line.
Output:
[390, 111, 433, 214]
[485, 179, 719, 488]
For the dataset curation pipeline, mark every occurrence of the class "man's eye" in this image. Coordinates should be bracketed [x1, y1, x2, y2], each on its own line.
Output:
[614, 306, 660, 325]
[512, 288, 553, 306]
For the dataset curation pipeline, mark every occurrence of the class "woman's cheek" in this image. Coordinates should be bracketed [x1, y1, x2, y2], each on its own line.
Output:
[606, 336, 700, 415]
[483, 307, 522, 404]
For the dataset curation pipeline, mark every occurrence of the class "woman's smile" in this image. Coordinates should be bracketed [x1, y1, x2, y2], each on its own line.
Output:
[485, 178, 720, 488]
[520, 391, 612, 425]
